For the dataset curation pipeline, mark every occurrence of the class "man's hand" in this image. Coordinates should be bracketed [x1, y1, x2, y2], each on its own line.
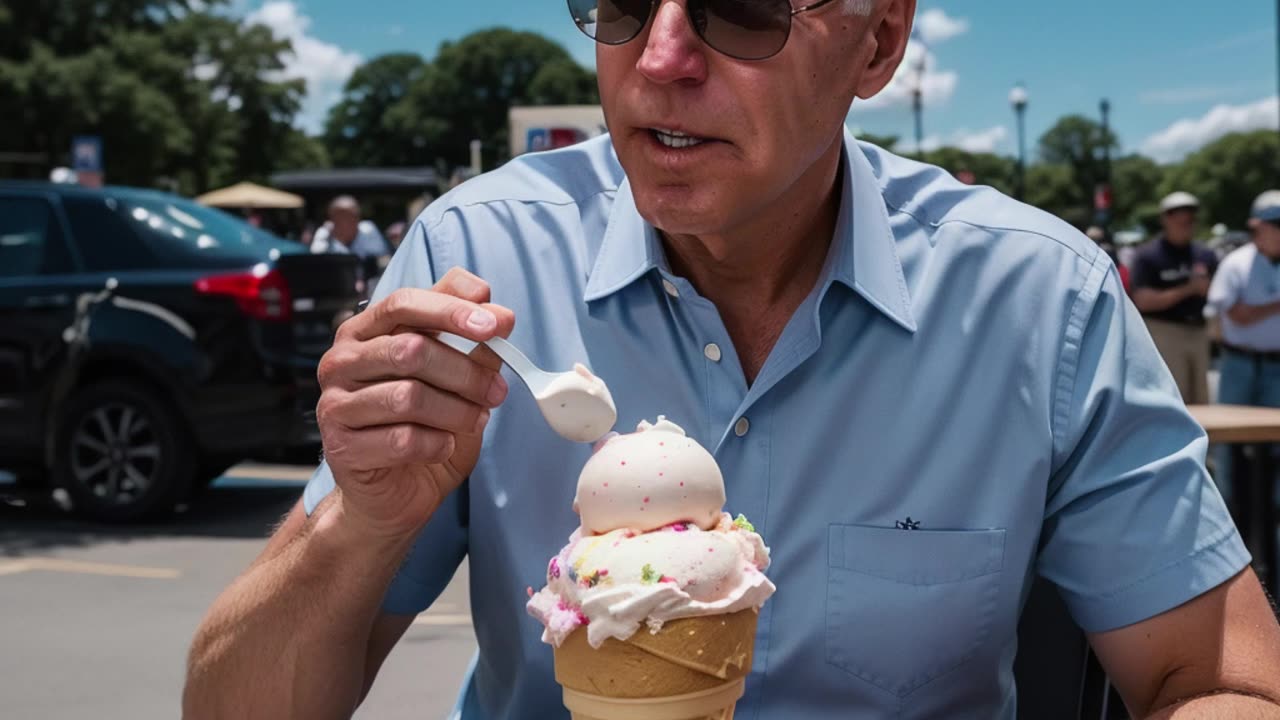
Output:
[1088, 568, 1280, 718]
[316, 267, 515, 540]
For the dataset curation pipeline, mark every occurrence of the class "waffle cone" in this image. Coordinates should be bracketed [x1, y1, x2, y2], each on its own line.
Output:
[553, 609, 757, 720]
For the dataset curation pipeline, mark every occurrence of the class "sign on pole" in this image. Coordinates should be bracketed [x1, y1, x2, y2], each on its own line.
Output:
[72, 136, 103, 188]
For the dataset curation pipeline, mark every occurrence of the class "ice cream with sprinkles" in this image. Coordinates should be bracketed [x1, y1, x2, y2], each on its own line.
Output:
[526, 416, 776, 649]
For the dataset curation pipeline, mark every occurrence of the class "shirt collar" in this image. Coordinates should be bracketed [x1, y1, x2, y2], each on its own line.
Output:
[584, 128, 916, 333]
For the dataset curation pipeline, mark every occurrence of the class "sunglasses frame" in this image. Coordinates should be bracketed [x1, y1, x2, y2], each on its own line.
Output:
[569, 0, 846, 61]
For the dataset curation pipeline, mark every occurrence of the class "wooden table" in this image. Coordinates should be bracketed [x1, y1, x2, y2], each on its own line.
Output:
[1187, 404, 1280, 595]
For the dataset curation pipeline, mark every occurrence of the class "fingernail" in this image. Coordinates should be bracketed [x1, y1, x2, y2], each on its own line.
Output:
[475, 410, 491, 433]
[467, 309, 496, 332]
[487, 375, 508, 406]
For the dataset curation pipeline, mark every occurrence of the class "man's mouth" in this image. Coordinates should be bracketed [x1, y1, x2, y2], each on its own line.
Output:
[649, 128, 709, 149]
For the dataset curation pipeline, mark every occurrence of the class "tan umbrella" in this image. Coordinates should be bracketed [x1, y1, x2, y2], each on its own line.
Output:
[195, 181, 304, 209]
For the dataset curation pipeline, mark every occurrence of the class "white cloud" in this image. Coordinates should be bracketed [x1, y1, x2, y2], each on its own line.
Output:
[1139, 96, 1279, 162]
[246, 1, 362, 134]
[915, 8, 970, 45]
[852, 9, 968, 114]
[920, 126, 1009, 154]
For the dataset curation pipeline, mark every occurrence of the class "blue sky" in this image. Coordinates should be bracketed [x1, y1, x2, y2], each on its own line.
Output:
[240, 0, 1280, 163]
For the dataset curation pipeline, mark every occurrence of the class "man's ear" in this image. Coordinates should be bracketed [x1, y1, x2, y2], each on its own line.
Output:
[855, 0, 917, 100]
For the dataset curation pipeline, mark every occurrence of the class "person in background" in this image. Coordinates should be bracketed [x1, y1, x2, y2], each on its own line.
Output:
[1205, 190, 1280, 485]
[310, 195, 390, 260]
[1087, 225, 1128, 292]
[384, 221, 407, 252]
[1129, 191, 1218, 404]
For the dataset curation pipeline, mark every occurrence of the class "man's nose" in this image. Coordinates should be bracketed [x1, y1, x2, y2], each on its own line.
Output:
[636, 1, 708, 85]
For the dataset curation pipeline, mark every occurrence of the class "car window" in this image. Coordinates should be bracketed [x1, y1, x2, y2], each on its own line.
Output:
[62, 195, 161, 271]
[0, 195, 73, 277]
[116, 193, 302, 260]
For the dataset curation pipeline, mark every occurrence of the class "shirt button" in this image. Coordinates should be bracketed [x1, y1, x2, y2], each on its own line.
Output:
[704, 343, 722, 362]
[734, 417, 750, 437]
[662, 279, 680, 298]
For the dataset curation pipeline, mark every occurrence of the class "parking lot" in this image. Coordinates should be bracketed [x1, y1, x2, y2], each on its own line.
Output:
[0, 465, 477, 720]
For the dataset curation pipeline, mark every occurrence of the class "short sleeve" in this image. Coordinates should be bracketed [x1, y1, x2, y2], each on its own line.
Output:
[1040, 258, 1251, 633]
[300, 216, 469, 615]
[1206, 254, 1245, 317]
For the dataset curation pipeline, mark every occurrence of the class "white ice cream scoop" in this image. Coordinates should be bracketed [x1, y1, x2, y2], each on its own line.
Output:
[440, 333, 617, 443]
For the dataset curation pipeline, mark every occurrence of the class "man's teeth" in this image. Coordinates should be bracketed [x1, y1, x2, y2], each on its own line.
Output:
[653, 129, 706, 149]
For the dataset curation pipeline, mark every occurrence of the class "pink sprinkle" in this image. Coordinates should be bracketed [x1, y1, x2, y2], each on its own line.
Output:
[621, 461, 627, 466]
[640, 507, 646, 511]
[603, 482, 609, 487]
[599, 569, 609, 576]
[592, 491, 597, 496]
[679, 481, 684, 487]
[526, 586, 534, 597]
[659, 442, 665, 446]
[659, 472, 664, 477]
[643, 496, 650, 503]
[708, 548, 715, 553]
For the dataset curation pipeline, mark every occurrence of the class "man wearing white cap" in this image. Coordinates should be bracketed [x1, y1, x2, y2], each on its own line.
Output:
[1206, 190, 1280, 480]
[1130, 191, 1218, 404]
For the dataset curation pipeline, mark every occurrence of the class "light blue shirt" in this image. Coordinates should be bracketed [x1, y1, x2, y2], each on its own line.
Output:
[1206, 242, 1280, 351]
[304, 130, 1249, 718]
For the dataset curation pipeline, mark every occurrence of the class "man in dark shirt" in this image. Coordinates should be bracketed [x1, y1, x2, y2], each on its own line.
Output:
[1130, 191, 1218, 404]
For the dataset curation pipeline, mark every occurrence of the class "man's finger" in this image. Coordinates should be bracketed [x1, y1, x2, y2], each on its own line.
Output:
[470, 302, 516, 372]
[324, 380, 490, 436]
[433, 267, 491, 304]
[340, 332, 507, 407]
[350, 288, 498, 343]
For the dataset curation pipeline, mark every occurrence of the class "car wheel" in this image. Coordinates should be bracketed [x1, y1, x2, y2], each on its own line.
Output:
[54, 382, 194, 522]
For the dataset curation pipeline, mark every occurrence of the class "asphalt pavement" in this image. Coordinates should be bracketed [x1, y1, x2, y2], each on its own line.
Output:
[0, 465, 477, 720]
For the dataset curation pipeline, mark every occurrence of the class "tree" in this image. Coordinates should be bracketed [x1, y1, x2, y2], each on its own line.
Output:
[1109, 154, 1164, 229]
[323, 53, 431, 168]
[393, 28, 599, 169]
[1035, 115, 1119, 225]
[1159, 130, 1280, 229]
[1024, 163, 1083, 226]
[920, 147, 1018, 196]
[0, 0, 308, 193]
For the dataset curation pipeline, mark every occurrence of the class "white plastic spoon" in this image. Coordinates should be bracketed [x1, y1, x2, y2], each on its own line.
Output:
[439, 333, 617, 443]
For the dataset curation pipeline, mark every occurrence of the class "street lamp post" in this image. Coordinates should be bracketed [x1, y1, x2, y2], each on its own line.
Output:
[1098, 98, 1113, 230]
[1010, 83, 1029, 201]
[912, 53, 927, 159]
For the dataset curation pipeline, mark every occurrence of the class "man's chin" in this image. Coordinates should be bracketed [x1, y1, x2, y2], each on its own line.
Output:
[629, 181, 729, 234]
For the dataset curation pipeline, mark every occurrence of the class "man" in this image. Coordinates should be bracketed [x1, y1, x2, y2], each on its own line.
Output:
[310, 195, 390, 260]
[1205, 190, 1280, 484]
[1130, 191, 1219, 404]
[184, 2, 1280, 718]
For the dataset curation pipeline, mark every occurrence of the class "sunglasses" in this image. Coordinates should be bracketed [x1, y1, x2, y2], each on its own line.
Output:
[567, 0, 845, 61]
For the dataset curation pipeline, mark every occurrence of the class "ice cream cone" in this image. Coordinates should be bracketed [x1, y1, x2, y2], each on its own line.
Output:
[553, 609, 757, 720]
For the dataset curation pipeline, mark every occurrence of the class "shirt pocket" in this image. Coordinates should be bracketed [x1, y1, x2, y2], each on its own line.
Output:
[825, 523, 1006, 698]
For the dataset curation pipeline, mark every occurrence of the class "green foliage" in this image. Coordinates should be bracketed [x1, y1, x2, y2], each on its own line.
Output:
[391, 28, 600, 169]
[0, 0, 307, 194]
[1159, 130, 1280, 228]
[920, 147, 1018, 196]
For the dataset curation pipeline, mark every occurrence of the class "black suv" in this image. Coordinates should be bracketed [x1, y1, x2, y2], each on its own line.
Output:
[0, 181, 361, 521]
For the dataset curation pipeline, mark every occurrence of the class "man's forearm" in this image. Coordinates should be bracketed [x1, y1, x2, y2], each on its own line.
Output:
[1227, 300, 1280, 327]
[1147, 692, 1280, 719]
[183, 498, 418, 720]
[1133, 285, 1193, 313]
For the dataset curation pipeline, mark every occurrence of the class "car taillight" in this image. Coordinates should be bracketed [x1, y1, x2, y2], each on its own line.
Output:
[195, 265, 292, 321]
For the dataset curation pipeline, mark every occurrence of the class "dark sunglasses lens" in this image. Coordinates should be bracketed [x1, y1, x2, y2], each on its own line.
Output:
[567, 0, 652, 45]
[698, 0, 791, 60]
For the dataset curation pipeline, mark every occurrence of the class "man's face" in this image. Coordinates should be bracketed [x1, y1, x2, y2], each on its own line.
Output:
[330, 208, 360, 244]
[1254, 221, 1280, 261]
[596, 0, 903, 236]
[1160, 207, 1197, 244]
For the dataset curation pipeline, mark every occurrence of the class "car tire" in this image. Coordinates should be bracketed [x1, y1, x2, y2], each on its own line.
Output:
[53, 381, 194, 523]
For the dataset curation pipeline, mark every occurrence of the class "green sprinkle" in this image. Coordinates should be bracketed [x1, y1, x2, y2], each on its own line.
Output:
[641, 564, 658, 584]
[733, 514, 755, 533]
